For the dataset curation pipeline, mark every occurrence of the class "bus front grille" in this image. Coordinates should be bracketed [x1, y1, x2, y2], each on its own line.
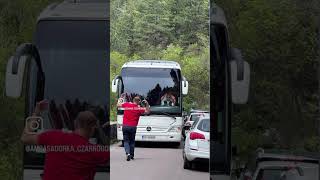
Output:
[136, 126, 168, 133]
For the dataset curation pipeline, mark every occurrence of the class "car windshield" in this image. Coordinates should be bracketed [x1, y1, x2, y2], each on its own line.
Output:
[197, 118, 210, 132]
[121, 67, 181, 114]
[190, 114, 205, 121]
[256, 168, 302, 180]
[191, 119, 200, 129]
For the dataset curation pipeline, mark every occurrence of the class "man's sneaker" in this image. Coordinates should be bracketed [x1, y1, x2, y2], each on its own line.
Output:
[130, 155, 134, 160]
[126, 154, 131, 161]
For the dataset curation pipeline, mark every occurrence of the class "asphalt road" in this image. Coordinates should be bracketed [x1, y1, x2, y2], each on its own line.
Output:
[110, 142, 209, 180]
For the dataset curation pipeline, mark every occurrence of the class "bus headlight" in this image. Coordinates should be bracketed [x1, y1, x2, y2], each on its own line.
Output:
[168, 126, 181, 132]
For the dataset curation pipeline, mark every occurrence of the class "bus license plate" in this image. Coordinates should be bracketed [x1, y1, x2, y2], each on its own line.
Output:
[142, 135, 156, 139]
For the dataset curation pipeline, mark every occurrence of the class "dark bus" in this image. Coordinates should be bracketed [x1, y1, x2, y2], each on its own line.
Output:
[4, 1, 109, 179]
[210, 2, 250, 180]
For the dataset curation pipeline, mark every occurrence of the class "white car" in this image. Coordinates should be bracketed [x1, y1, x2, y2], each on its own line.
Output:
[243, 150, 320, 180]
[183, 114, 210, 169]
[183, 112, 209, 138]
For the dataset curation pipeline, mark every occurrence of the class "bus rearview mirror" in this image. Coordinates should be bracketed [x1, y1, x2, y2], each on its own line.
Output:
[230, 60, 250, 104]
[182, 80, 188, 95]
[230, 48, 250, 104]
[111, 78, 119, 93]
[5, 56, 27, 98]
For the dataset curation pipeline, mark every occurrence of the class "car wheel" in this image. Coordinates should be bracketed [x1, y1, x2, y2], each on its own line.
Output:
[183, 154, 192, 169]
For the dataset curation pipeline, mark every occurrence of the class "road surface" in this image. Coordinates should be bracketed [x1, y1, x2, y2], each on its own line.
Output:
[110, 142, 209, 180]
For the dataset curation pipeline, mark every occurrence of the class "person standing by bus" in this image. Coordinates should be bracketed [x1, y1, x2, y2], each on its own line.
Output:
[21, 101, 109, 180]
[117, 96, 150, 161]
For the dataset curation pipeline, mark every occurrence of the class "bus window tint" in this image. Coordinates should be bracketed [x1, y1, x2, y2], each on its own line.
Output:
[35, 21, 108, 105]
[121, 67, 181, 114]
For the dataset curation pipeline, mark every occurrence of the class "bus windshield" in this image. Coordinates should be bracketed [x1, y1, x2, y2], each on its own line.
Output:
[25, 20, 109, 167]
[36, 20, 108, 106]
[121, 67, 181, 114]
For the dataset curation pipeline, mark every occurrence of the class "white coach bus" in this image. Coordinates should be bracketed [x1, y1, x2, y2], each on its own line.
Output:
[112, 60, 189, 146]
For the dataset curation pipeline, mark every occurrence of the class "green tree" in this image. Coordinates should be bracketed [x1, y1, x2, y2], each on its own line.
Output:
[0, 1, 59, 178]
[215, 0, 319, 157]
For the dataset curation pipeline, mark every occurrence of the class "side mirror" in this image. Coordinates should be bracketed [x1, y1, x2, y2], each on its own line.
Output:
[112, 75, 122, 93]
[182, 77, 188, 95]
[111, 78, 119, 93]
[230, 48, 250, 104]
[5, 43, 44, 98]
[5, 56, 27, 97]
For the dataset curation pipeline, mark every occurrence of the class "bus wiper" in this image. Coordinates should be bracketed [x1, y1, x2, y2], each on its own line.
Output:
[150, 111, 176, 119]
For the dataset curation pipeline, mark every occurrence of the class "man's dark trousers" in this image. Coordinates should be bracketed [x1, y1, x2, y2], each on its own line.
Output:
[122, 125, 137, 156]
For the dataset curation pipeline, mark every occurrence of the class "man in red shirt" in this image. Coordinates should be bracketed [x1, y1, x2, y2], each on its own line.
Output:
[117, 96, 150, 161]
[21, 102, 109, 180]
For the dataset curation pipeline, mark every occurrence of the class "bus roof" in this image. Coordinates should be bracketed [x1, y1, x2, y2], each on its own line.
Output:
[122, 60, 181, 69]
[37, 0, 109, 22]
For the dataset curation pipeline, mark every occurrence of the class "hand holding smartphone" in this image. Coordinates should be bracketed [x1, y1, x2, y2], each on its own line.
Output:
[25, 99, 48, 134]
